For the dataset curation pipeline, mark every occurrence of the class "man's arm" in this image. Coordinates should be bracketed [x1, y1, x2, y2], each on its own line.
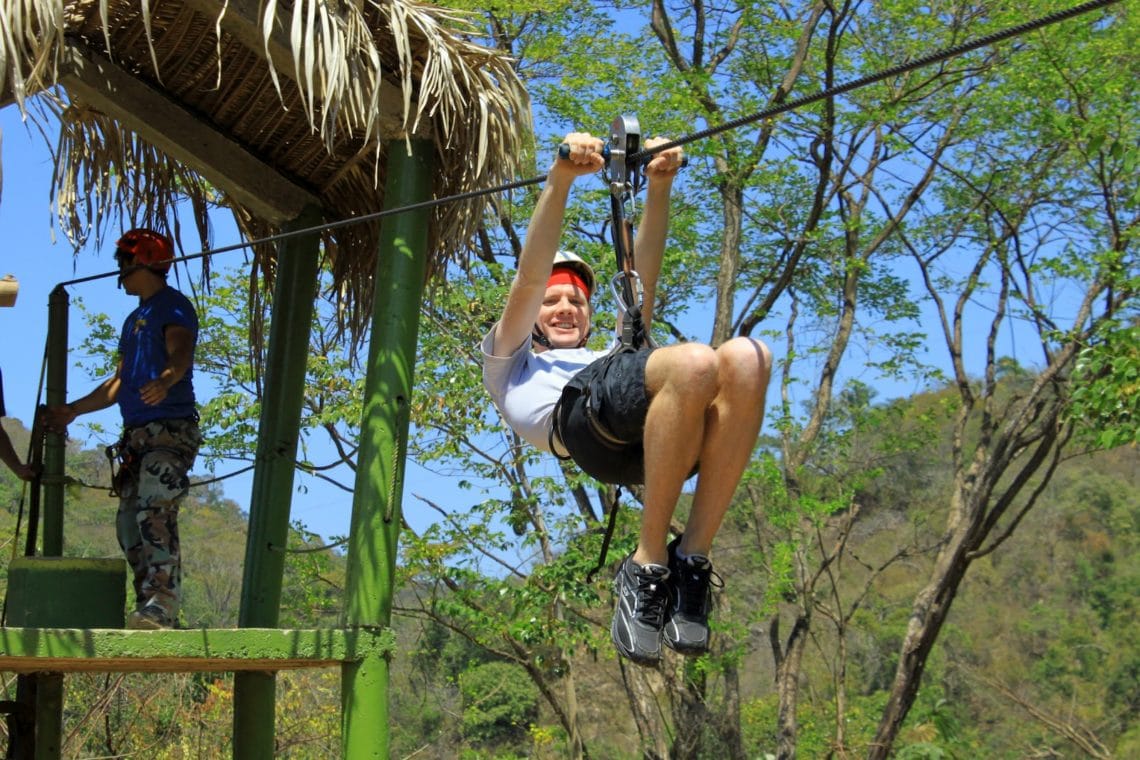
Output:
[491, 132, 605, 357]
[44, 360, 122, 431]
[632, 138, 684, 328]
[0, 426, 33, 481]
[139, 324, 195, 406]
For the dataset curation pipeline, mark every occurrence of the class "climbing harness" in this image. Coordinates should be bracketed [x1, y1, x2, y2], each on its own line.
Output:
[104, 436, 136, 498]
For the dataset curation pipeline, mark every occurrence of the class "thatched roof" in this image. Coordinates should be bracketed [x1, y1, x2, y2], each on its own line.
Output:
[0, 0, 531, 328]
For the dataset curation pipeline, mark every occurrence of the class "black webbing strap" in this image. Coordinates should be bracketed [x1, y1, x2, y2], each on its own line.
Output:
[586, 485, 623, 584]
[21, 406, 45, 558]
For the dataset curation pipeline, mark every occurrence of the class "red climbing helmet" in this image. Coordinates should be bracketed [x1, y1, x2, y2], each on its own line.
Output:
[115, 228, 175, 274]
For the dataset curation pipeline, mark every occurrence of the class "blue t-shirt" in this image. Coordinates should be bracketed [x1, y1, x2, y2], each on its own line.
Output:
[118, 286, 198, 427]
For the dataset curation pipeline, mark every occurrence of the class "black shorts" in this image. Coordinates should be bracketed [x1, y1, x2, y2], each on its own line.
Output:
[555, 348, 653, 486]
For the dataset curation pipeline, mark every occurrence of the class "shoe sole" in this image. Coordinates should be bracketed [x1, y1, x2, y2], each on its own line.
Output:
[662, 636, 708, 656]
[127, 612, 172, 630]
[663, 613, 710, 655]
[612, 564, 664, 665]
[611, 617, 661, 665]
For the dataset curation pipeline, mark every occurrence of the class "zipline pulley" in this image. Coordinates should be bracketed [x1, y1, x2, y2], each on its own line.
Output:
[601, 114, 657, 352]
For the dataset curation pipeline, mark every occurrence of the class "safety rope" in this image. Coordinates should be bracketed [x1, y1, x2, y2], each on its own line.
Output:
[29, 459, 255, 495]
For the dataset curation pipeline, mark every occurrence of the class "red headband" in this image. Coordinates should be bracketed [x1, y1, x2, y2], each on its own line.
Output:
[547, 266, 590, 296]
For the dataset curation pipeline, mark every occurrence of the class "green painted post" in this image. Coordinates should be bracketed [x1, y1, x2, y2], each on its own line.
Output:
[32, 679, 61, 760]
[30, 285, 72, 759]
[43, 286, 70, 556]
[232, 206, 324, 759]
[342, 139, 433, 758]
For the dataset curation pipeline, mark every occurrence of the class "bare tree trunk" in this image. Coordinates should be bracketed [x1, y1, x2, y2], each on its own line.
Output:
[868, 407, 1068, 757]
[833, 631, 849, 755]
[867, 516, 974, 759]
[711, 182, 744, 345]
[620, 664, 669, 759]
[669, 669, 709, 760]
[720, 624, 747, 759]
[771, 613, 811, 760]
[563, 665, 586, 760]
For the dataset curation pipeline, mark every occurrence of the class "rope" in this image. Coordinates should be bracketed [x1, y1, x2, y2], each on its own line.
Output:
[41, 463, 255, 494]
[267, 536, 349, 554]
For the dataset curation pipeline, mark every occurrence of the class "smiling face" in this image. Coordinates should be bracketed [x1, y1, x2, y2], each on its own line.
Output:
[536, 282, 591, 349]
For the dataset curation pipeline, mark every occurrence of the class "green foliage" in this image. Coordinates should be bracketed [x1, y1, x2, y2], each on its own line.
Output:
[1069, 320, 1140, 449]
[458, 661, 539, 747]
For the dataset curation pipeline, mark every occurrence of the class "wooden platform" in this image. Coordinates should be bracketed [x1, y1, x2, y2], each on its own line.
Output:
[0, 626, 394, 673]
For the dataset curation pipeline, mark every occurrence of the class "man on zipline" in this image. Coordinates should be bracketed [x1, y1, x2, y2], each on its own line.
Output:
[46, 228, 202, 630]
[482, 132, 772, 665]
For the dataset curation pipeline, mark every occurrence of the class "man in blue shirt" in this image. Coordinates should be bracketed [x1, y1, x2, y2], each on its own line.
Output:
[47, 229, 202, 629]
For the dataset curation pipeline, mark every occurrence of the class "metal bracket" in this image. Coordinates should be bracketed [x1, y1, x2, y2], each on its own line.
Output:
[607, 114, 641, 197]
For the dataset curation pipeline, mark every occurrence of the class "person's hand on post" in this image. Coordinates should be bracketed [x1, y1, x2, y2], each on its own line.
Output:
[12, 461, 36, 482]
[43, 403, 77, 434]
[643, 137, 684, 183]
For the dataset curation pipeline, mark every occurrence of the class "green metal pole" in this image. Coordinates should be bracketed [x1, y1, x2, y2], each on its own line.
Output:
[32, 679, 61, 760]
[342, 139, 433, 759]
[32, 285, 71, 760]
[43, 286, 70, 556]
[232, 206, 324, 759]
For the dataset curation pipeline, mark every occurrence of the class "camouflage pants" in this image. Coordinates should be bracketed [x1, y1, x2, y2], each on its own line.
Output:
[115, 417, 202, 620]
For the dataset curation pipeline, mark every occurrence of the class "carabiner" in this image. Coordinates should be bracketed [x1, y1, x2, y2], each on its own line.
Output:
[611, 270, 644, 315]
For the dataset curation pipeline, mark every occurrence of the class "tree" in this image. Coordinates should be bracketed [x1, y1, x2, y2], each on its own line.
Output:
[442, 0, 1137, 757]
[46, 1, 1137, 755]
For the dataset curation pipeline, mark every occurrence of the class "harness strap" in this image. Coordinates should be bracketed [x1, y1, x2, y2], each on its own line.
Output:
[105, 437, 134, 498]
[586, 485, 623, 584]
[548, 398, 573, 461]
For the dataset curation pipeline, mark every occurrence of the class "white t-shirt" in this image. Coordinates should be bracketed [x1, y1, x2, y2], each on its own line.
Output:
[480, 326, 610, 455]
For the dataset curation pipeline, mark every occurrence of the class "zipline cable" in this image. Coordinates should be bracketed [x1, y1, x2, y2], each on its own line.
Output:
[628, 0, 1122, 163]
[48, 0, 1119, 289]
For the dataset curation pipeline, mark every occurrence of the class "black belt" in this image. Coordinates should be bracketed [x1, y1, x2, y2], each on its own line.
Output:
[549, 399, 572, 461]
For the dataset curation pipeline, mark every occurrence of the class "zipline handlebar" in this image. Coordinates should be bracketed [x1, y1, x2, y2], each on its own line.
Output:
[557, 142, 689, 168]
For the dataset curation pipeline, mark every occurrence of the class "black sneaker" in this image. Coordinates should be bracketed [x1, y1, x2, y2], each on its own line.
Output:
[663, 535, 721, 655]
[127, 604, 175, 630]
[611, 555, 671, 665]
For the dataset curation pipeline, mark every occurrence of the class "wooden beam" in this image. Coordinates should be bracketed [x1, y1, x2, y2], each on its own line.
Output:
[58, 46, 321, 224]
[0, 626, 395, 673]
[183, 0, 411, 139]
